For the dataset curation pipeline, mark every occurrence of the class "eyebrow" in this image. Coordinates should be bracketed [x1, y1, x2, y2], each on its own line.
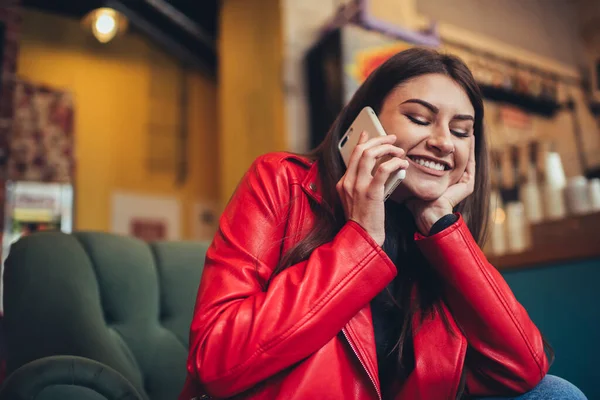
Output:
[401, 98, 474, 121]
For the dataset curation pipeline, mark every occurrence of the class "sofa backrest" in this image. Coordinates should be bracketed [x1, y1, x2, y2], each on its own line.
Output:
[3, 231, 208, 400]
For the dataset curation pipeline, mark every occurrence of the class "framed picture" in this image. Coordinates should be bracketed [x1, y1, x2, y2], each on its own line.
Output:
[111, 192, 181, 241]
[130, 218, 167, 242]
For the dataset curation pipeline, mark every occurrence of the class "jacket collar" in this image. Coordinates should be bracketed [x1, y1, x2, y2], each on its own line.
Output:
[282, 153, 333, 213]
[301, 160, 324, 205]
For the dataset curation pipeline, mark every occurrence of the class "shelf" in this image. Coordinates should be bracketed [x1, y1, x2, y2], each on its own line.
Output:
[488, 211, 600, 270]
[479, 84, 562, 117]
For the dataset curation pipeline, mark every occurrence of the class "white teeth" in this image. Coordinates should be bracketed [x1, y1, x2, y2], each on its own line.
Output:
[413, 158, 445, 171]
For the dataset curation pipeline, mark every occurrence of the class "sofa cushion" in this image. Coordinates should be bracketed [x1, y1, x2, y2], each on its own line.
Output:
[0, 355, 143, 400]
[3, 231, 208, 400]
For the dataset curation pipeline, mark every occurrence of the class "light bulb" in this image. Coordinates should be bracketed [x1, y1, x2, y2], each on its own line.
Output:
[83, 8, 128, 44]
[95, 14, 116, 35]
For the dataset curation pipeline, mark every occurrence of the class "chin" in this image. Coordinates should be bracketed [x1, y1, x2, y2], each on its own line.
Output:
[413, 190, 445, 202]
[405, 180, 447, 202]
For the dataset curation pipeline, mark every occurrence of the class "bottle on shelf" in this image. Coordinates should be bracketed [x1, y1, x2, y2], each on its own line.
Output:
[519, 141, 544, 224]
[488, 149, 507, 256]
[542, 148, 567, 220]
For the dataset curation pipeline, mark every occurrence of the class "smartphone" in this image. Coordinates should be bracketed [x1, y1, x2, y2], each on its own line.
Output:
[338, 106, 406, 201]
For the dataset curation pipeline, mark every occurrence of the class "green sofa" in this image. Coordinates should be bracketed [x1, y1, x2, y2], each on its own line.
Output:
[1, 231, 208, 400]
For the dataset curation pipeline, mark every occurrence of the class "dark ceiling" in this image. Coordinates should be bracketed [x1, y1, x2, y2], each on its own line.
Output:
[21, 0, 219, 76]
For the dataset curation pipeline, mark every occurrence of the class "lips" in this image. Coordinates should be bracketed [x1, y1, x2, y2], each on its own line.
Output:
[408, 155, 452, 171]
[412, 157, 445, 171]
[407, 155, 452, 177]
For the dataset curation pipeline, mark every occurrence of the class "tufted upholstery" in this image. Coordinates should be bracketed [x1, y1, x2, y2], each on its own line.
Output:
[2, 231, 208, 400]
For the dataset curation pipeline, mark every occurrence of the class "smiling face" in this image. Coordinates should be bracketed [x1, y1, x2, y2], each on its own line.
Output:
[377, 73, 476, 202]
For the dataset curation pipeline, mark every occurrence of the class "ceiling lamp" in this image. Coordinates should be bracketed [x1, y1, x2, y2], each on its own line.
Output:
[82, 8, 128, 44]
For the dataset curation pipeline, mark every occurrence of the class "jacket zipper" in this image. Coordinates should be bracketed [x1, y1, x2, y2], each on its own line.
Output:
[342, 328, 382, 400]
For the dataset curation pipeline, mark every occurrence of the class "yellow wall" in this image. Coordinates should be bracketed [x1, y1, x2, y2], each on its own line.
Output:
[17, 10, 218, 237]
[218, 0, 286, 202]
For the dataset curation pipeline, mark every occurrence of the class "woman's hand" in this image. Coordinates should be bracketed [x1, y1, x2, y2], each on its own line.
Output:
[336, 131, 409, 246]
[407, 136, 476, 235]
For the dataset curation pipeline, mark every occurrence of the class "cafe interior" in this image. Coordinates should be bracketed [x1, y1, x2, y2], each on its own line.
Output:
[0, 0, 598, 398]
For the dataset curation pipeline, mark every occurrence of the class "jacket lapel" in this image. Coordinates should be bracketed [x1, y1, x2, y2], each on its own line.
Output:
[343, 305, 382, 398]
[397, 302, 467, 400]
[300, 160, 326, 206]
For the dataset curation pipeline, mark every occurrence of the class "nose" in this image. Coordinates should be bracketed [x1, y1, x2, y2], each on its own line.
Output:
[426, 125, 454, 155]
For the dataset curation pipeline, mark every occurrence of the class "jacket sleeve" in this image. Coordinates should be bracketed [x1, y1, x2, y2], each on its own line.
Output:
[414, 214, 549, 396]
[186, 155, 397, 398]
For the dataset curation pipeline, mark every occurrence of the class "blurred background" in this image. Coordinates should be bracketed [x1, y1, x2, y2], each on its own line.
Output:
[0, 0, 598, 398]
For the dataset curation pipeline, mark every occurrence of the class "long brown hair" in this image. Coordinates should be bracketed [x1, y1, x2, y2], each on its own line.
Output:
[270, 48, 550, 395]
[275, 47, 489, 278]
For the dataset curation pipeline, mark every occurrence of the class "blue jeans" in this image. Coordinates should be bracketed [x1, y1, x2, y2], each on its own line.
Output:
[475, 375, 587, 399]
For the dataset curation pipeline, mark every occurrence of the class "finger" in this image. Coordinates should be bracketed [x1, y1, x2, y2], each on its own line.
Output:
[356, 145, 405, 189]
[370, 157, 407, 193]
[346, 133, 398, 188]
[347, 132, 397, 167]
[360, 144, 405, 167]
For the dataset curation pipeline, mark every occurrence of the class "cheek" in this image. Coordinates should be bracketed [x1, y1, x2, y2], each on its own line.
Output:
[452, 143, 470, 179]
[386, 119, 421, 147]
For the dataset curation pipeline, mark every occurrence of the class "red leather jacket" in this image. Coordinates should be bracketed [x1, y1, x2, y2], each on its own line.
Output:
[180, 153, 549, 400]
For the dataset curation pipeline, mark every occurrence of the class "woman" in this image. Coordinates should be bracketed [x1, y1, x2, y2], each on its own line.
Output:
[180, 48, 586, 399]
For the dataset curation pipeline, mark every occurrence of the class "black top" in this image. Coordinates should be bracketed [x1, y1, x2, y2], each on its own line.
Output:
[371, 281, 403, 397]
[371, 212, 458, 398]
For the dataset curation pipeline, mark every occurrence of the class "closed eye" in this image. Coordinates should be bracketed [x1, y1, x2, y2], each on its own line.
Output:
[408, 115, 471, 138]
[406, 115, 429, 126]
[451, 130, 470, 138]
